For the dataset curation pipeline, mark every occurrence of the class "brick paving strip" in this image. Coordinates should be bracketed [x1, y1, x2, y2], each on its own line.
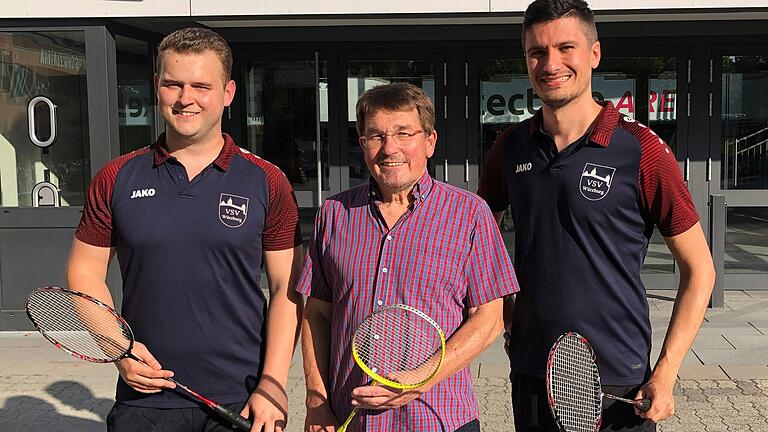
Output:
[2, 373, 768, 431]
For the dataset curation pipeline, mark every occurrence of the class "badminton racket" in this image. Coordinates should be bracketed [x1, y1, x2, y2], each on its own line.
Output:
[546, 332, 651, 432]
[25, 286, 253, 431]
[337, 304, 446, 432]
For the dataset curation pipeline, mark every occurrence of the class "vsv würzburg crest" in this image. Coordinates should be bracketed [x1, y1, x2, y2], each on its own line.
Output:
[580, 163, 616, 201]
[219, 193, 249, 228]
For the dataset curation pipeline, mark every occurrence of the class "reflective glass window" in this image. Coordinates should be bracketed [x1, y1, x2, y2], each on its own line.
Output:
[721, 56, 768, 190]
[0, 31, 89, 207]
[117, 35, 156, 154]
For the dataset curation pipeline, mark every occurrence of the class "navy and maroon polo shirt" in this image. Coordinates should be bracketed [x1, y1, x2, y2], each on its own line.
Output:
[478, 102, 699, 385]
[76, 133, 301, 408]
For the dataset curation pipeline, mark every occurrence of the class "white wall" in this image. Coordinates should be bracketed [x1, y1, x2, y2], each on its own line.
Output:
[2, 0, 190, 18]
[1, 0, 766, 18]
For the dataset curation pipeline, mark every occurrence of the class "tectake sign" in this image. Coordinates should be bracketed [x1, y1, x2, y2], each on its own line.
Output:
[481, 76, 677, 123]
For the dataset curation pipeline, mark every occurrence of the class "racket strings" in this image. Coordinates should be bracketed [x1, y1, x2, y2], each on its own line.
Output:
[550, 335, 602, 432]
[353, 307, 442, 387]
[27, 290, 131, 362]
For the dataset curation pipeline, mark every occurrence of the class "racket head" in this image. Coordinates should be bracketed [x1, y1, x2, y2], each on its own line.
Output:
[546, 332, 603, 432]
[25, 286, 134, 363]
[351, 304, 446, 389]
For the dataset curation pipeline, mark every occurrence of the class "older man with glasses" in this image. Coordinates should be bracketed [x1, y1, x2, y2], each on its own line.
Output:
[298, 82, 519, 432]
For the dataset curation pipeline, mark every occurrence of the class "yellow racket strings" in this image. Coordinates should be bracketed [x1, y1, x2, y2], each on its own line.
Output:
[353, 306, 443, 388]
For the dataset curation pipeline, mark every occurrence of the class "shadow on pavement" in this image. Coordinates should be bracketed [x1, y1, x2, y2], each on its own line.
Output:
[0, 393, 107, 431]
[46, 380, 113, 421]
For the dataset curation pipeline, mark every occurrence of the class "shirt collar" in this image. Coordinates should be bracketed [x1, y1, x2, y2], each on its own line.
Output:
[529, 101, 620, 147]
[367, 171, 434, 203]
[151, 133, 238, 171]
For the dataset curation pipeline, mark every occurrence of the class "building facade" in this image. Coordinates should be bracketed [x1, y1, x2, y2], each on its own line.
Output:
[0, 1, 767, 329]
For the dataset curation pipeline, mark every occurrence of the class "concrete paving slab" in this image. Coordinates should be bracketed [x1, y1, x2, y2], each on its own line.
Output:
[746, 291, 768, 299]
[693, 348, 768, 365]
[651, 349, 701, 366]
[752, 320, 768, 333]
[677, 365, 729, 380]
[2, 362, 113, 376]
[477, 362, 510, 378]
[691, 334, 735, 350]
[724, 290, 758, 302]
[0, 333, 48, 348]
[723, 334, 768, 349]
[474, 335, 506, 363]
[695, 324, 763, 335]
[720, 365, 768, 380]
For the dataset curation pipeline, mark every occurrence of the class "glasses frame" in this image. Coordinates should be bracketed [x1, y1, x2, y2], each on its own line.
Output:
[360, 129, 426, 148]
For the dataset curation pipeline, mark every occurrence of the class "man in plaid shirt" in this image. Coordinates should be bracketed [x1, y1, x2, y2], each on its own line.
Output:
[298, 82, 519, 431]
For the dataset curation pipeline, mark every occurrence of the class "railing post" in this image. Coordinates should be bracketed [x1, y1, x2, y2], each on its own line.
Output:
[709, 194, 725, 308]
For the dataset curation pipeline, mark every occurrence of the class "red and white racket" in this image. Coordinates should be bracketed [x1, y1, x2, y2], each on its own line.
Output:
[546, 332, 651, 432]
[25, 286, 253, 431]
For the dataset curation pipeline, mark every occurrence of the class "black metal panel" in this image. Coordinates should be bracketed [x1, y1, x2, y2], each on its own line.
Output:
[0, 228, 74, 330]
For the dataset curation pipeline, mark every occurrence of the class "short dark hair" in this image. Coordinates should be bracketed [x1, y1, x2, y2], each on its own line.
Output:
[522, 0, 598, 44]
[156, 27, 233, 84]
[355, 82, 435, 137]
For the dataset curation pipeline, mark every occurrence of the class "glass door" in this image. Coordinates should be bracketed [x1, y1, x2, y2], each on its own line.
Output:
[234, 52, 333, 243]
[709, 46, 768, 289]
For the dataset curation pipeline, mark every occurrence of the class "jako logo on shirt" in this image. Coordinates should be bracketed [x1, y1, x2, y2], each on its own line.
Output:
[130, 188, 155, 199]
[580, 163, 616, 201]
[515, 162, 533, 173]
[219, 193, 249, 228]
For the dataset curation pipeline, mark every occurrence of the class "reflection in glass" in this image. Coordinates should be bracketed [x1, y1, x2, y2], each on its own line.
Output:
[721, 56, 768, 190]
[726, 207, 768, 273]
[346, 60, 435, 187]
[117, 35, 156, 154]
[477, 57, 678, 273]
[242, 61, 328, 192]
[0, 31, 89, 207]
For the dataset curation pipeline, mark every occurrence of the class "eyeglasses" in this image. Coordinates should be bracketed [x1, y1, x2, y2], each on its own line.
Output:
[361, 130, 425, 148]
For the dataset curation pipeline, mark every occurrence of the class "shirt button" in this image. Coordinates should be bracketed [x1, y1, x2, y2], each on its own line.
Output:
[386, 235, 393, 241]
[377, 300, 383, 306]
[382, 268, 388, 273]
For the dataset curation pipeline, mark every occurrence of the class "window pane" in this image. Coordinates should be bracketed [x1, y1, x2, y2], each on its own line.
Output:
[0, 31, 89, 207]
[726, 207, 768, 273]
[721, 56, 768, 190]
[117, 35, 156, 154]
[242, 60, 328, 192]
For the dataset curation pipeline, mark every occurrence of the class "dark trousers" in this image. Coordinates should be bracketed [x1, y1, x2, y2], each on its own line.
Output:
[107, 401, 247, 432]
[511, 370, 656, 432]
[454, 419, 480, 432]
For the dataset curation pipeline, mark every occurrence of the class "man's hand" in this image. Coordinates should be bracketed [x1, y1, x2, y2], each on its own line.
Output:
[115, 341, 174, 393]
[304, 401, 339, 432]
[635, 373, 676, 423]
[241, 381, 289, 432]
[350, 383, 425, 411]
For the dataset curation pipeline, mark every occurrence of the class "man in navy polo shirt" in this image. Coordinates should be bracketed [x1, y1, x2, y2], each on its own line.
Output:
[478, 1, 715, 430]
[67, 28, 302, 432]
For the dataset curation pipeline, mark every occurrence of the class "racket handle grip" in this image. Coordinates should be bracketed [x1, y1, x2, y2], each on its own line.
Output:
[338, 405, 360, 432]
[636, 398, 652, 412]
[211, 403, 253, 431]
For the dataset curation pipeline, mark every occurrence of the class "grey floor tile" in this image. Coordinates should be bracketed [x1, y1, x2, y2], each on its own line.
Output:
[693, 348, 768, 365]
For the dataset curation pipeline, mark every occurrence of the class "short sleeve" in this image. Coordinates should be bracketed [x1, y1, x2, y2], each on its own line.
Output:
[295, 205, 332, 302]
[464, 200, 519, 307]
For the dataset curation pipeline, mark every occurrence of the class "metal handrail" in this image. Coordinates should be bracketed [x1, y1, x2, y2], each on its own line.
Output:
[731, 125, 768, 187]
